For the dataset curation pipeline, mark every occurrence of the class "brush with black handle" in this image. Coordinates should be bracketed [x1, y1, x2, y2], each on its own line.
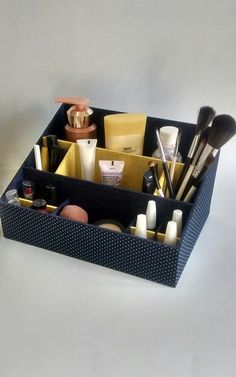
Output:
[181, 114, 236, 200]
[175, 137, 206, 200]
[175, 106, 215, 196]
[182, 154, 214, 202]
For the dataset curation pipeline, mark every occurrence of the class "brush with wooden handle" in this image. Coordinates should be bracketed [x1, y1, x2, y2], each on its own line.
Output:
[174, 106, 215, 195]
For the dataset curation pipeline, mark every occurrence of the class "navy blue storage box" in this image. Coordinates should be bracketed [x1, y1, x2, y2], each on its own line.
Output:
[0, 106, 218, 287]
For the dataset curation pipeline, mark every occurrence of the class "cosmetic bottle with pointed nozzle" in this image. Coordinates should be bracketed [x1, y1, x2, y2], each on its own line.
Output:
[55, 96, 97, 142]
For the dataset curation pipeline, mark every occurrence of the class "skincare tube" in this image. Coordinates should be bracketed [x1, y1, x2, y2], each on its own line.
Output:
[77, 139, 97, 181]
[99, 160, 125, 187]
[34, 144, 42, 170]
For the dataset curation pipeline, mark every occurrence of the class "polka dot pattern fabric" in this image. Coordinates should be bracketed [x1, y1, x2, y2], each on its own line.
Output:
[176, 155, 218, 283]
[0, 202, 179, 286]
[0, 155, 218, 287]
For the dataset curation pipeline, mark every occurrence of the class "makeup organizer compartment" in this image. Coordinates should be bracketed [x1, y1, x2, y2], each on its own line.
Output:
[0, 105, 219, 287]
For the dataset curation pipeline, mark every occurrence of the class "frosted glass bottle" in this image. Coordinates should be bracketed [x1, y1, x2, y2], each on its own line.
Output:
[152, 126, 182, 161]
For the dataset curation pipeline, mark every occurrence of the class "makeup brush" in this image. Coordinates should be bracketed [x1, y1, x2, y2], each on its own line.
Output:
[148, 161, 165, 197]
[192, 114, 236, 176]
[181, 114, 236, 199]
[183, 154, 214, 202]
[175, 137, 206, 200]
[155, 129, 175, 198]
[175, 106, 215, 195]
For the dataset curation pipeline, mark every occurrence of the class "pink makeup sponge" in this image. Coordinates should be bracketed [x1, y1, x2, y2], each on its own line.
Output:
[60, 205, 88, 223]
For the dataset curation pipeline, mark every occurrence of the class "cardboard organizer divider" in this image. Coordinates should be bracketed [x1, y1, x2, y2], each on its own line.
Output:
[0, 105, 218, 287]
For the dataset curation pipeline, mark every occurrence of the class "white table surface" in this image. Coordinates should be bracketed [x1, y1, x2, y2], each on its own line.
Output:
[0, 143, 236, 377]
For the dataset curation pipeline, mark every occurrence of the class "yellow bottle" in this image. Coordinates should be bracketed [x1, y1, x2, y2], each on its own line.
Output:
[104, 113, 147, 155]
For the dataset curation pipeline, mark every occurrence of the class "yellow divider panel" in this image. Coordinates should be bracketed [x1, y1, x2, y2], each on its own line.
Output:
[130, 226, 155, 240]
[54, 140, 184, 193]
[41, 147, 49, 171]
[55, 143, 79, 178]
[19, 198, 57, 213]
[130, 227, 181, 244]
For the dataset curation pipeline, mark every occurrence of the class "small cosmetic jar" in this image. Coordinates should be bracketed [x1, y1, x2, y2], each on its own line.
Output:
[5, 189, 20, 206]
[22, 180, 35, 200]
[94, 219, 125, 232]
[32, 199, 47, 212]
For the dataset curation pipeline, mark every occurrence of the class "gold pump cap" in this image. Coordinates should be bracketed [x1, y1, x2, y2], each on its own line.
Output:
[55, 96, 93, 129]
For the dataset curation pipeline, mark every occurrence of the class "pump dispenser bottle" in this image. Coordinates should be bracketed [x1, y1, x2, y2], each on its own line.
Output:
[55, 97, 97, 142]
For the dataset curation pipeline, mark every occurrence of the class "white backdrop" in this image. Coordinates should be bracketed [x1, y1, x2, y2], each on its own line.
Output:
[0, 0, 236, 173]
[1, 2, 236, 377]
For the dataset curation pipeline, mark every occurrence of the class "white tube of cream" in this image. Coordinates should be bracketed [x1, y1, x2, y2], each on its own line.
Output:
[77, 139, 97, 181]
[34, 144, 42, 170]
[99, 160, 125, 187]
